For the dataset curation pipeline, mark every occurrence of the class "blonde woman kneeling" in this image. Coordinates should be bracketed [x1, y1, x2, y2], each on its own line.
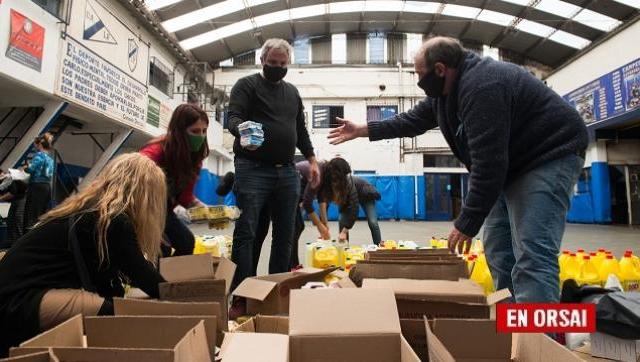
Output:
[0, 153, 167, 357]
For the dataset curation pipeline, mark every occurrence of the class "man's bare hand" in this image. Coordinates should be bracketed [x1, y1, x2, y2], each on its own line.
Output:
[327, 118, 368, 145]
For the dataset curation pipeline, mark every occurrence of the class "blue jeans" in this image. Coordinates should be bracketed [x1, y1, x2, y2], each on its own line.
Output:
[231, 158, 300, 290]
[339, 200, 382, 245]
[483, 154, 584, 303]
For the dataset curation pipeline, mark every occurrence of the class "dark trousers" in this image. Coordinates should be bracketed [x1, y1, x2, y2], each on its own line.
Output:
[252, 205, 271, 276]
[339, 200, 382, 245]
[6, 197, 25, 246]
[291, 206, 305, 268]
[23, 182, 51, 231]
[162, 208, 195, 256]
[231, 158, 299, 291]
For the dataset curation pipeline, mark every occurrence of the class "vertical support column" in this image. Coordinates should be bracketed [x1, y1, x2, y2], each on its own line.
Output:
[78, 129, 132, 191]
[0, 101, 67, 170]
[588, 140, 612, 223]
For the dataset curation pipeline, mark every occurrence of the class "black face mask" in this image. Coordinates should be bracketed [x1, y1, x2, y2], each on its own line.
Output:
[417, 69, 445, 98]
[263, 64, 287, 82]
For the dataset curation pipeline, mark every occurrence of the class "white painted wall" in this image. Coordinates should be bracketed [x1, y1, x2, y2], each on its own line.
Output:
[0, 0, 62, 95]
[546, 21, 640, 95]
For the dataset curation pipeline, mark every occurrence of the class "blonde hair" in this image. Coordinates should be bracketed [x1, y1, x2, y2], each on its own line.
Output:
[261, 38, 292, 61]
[39, 153, 167, 265]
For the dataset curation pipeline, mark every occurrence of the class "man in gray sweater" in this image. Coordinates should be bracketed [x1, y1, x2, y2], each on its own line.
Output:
[329, 37, 588, 303]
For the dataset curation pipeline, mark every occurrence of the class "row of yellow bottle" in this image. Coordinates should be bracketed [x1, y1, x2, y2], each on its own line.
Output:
[306, 240, 368, 270]
[559, 248, 640, 291]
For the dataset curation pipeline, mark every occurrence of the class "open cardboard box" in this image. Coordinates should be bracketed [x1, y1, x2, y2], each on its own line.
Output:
[289, 288, 420, 362]
[368, 249, 453, 257]
[349, 259, 468, 286]
[10, 315, 211, 362]
[232, 267, 338, 315]
[401, 319, 432, 362]
[222, 333, 289, 362]
[220, 316, 290, 360]
[158, 253, 236, 330]
[113, 297, 219, 356]
[426, 318, 586, 362]
[363, 278, 510, 319]
[590, 332, 640, 362]
[0, 351, 58, 362]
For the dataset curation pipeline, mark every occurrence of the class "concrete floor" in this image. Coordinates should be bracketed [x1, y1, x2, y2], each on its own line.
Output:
[190, 220, 639, 276]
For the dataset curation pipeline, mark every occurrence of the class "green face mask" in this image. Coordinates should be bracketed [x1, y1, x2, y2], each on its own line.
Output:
[187, 133, 206, 152]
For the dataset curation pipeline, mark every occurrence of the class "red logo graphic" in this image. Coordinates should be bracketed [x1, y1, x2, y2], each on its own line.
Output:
[496, 303, 596, 333]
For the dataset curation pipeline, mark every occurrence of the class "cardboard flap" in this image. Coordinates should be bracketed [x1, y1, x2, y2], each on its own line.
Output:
[425, 318, 456, 362]
[222, 333, 289, 362]
[159, 279, 226, 302]
[486, 289, 512, 305]
[19, 315, 84, 348]
[514, 333, 585, 362]
[212, 257, 236, 294]
[290, 288, 401, 336]
[173, 320, 211, 362]
[1, 351, 58, 362]
[160, 254, 214, 282]
[337, 277, 358, 288]
[255, 316, 290, 334]
[84, 316, 207, 349]
[232, 277, 278, 301]
[363, 278, 487, 304]
[400, 335, 421, 362]
[114, 297, 221, 317]
[280, 267, 337, 291]
[431, 319, 511, 360]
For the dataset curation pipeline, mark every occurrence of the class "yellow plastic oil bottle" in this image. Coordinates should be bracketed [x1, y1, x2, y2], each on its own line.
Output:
[470, 253, 494, 295]
[193, 235, 206, 254]
[470, 239, 484, 254]
[596, 248, 607, 258]
[381, 240, 397, 250]
[313, 245, 339, 269]
[589, 252, 604, 271]
[599, 255, 621, 287]
[624, 250, 640, 272]
[558, 250, 571, 270]
[430, 236, 438, 248]
[576, 248, 586, 261]
[560, 253, 580, 286]
[576, 256, 600, 287]
[619, 253, 640, 292]
[466, 254, 477, 274]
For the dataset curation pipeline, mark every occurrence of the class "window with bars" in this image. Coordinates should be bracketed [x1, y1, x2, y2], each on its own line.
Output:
[312, 105, 344, 129]
[367, 105, 397, 123]
[149, 57, 174, 97]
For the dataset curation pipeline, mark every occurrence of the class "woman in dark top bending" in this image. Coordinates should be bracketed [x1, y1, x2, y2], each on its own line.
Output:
[0, 153, 167, 357]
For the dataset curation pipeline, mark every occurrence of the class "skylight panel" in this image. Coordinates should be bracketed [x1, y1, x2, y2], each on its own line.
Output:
[403, 1, 441, 14]
[516, 19, 555, 37]
[548, 30, 591, 49]
[145, 0, 185, 11]
[330, 1, 366, 14]
[477, 9, 514, 26]
[180, 20, 253, 50]
[441, 4, 481, 19]
[535, 0, 580, 17]
[573, 9, 622, 31]
[162, 0, 247, 33]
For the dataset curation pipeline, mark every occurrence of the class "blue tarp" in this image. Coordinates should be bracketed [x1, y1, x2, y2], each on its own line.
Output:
[591, 162, 612, 223]
[194, 169, 219, 205]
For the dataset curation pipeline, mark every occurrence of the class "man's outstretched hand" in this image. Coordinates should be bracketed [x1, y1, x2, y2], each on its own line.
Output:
[327, 117, 368, 145]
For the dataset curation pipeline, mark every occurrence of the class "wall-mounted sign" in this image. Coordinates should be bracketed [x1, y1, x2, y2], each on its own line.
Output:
[57, 37, 147, 129]
[564, 57, 640, 125]
[66, 0, 149, 85]
[147, 96, 160, 127]
[6, 9, 45, 72]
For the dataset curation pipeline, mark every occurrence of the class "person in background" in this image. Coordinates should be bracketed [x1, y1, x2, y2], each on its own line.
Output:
[321, 174, 382, 245]
[315, 158, 359, 243]
[227, 38, 319, 317]
[215, 171, 270, 276]
[22, 133, 55, 231]
[0, 178, 27, 247]
[141, 103, 209, 256]
[328, 36, 587, 303]
[0, 153, 167, 357]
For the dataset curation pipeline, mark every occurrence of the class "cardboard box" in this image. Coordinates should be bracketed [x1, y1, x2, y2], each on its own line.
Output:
[349, 259, 468, 286]
[0, 351, 57, 362]
[367, 249, 453, 257]
[113, 297, 219, 355]
[10, 315, 211, 362]
[401, 319, 431, 362]
[591, 332, 640, 362]
[289, 288, 404, 362]
[232, 267, 337, 315]
[158, 254, 235, 330]
[572, 344, 616, 361]
[222, 333, 289, 362]
[426, 318, 584, 362]
[234, 315, 290, 334]
[363, 278, 510, 319]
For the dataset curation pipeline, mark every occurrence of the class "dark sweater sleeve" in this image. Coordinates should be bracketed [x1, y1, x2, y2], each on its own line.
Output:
[227, 78, 252, 138]
[340, 178, 360, 230]
[110, 216, 165, 298]
[368, 98, 437, 141]
[295, 94, 315, 158]
[454, 83, 511, 237]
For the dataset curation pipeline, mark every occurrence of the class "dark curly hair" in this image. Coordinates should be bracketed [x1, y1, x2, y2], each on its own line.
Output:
[322, 157, 352, 206]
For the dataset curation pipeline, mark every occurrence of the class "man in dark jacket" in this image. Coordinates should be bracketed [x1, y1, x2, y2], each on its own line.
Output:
[329, 37, 588, 303]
